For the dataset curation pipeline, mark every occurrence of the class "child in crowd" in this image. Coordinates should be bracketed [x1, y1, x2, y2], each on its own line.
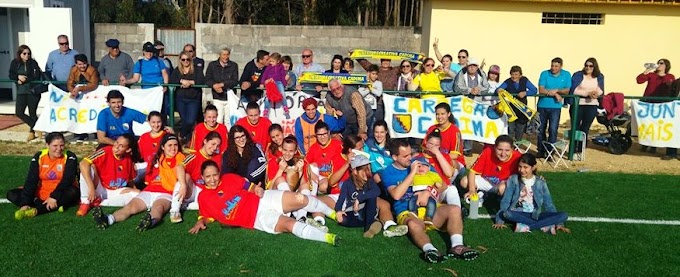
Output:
[461, 135, 522, 203]
[261, 52, 289, 119]
[408, 156, 443, 224]
[358, 64, 383, 135]
[189, 104, 228, 154]
[484, 65, 501, 105]
[493, 153, 570, 234]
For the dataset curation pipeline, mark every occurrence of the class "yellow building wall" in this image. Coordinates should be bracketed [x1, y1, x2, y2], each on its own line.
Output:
[424, 0, 680, 124]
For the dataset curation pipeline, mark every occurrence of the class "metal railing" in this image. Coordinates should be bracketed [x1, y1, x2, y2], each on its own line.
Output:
[2, 78, 679, 161]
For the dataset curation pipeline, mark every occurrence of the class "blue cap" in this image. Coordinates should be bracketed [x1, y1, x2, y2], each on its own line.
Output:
[413, 156, 431, 167]
[105, 39, 120, 48]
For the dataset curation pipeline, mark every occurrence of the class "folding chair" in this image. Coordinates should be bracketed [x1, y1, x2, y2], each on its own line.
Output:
[565, 130, 587, 162]
[514, 139, 532, 154]
[542, 140, 569, 168]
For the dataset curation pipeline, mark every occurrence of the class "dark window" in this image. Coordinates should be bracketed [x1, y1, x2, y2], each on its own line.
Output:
[542, 12, 604, 25]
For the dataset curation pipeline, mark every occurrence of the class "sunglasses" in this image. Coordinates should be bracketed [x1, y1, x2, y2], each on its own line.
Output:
[585, 64, 594, 68]
[424, 64, 435, 67]
[658, 62, 665, 65]
[401, 65, 411, 68]
[59, 42, 69, 46]
[458, 56, 467, 59]
[21, 52, 31, 56]
[181, 58, 191, 62]
[185, 50, 194, 52]
[301, 55, 312, 58]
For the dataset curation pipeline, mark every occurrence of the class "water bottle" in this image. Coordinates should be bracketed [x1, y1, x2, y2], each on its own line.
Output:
[469, 193, 479, 219]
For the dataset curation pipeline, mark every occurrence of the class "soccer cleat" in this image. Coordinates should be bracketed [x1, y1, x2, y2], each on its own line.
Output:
[383, 224, 408, 237]
[363, 221, 383, 238]
[170, 211, 183, 224]
[92, 197, 103, 207]
[423, 249, 442, 263]
[326, 233, 341, 246]
[514, 223, 531, 233]
[92, 206, 109, 230]
[327, 210, 337, 221]
[76, 203, 91, 217]
[136, 212, 154, 232]
[14, 208, 37, 220]
[447, 245, 480, 261]
[306, 218, 329, 232]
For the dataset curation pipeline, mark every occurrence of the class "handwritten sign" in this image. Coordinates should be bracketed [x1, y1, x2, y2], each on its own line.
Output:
[631, 100, 680, 148]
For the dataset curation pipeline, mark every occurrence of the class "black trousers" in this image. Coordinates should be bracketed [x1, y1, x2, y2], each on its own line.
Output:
[7, 187, 79, 215]
[15, 93, 39, 132]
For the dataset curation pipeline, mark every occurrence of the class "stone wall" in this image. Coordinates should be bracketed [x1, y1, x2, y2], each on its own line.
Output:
[93, 23, 421, 73]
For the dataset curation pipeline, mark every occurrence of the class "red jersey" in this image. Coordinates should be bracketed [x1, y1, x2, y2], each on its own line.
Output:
[144, 153, 186, 194]
[138, 131, 166, 165]
[304, 139, 342, 179]
[197, 174, 260, 229]
[328, 153, 350, 194]
[183, 150, 222, 189]
[236, 117, 272, 149]
[470, 147, 521, 182]
[190, 122, 228, 154]
[416, 153, 455, 186]
[84, 146, 136, 190]
[425, 124, 466, 167]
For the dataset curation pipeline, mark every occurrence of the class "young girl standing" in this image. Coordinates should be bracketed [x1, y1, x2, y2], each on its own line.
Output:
[493, 153, 570, 234]
[261, 52, 289, 119]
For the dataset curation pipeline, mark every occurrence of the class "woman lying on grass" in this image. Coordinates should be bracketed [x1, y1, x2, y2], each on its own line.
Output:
[493, 153, 571, 234]
[93, 134, 185, 231]
[189, 161, 341, 246]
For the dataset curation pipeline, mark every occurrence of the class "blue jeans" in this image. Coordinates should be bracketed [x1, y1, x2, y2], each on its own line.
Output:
[537, 108, 561, 154]
[408, 195, 437, 219]
[161, 92, 172, 120]
[338, 197, 378, 231]
[508, 122, 526, 142]
[463, 140, 472, 153]
[176, 97, 201, 140]
[501, 210, 568, 230]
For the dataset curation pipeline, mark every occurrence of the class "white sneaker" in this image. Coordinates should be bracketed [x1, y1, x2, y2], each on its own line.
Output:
[383, 224, 408, 237]
[305, 218, 329, 232]
[170, 211, 183, 223]
[477, 191, 485, 206]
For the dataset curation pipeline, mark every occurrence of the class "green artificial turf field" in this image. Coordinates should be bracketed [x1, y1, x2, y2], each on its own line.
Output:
[1, 155, 679, 276]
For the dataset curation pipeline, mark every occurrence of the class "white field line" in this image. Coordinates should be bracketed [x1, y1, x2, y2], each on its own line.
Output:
[0, 198, 678, 225]
[474, 214, 680, 225]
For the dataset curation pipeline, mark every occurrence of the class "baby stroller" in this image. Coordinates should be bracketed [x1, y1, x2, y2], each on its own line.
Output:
[591, 92, 632, 155]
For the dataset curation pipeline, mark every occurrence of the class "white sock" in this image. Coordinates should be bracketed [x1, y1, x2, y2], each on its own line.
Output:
[383, 220, 397, 230]
[422, 243, 437, 253]
[277, 182, 291, 191]
[292, 222, 329, 243]
[311, 180, 319, 195]
[170, 182, 182, 213]
[107, 214, 115, 225]
[304, 196, 334, 219]
[300, 189, 311, 196]
[313, 216, 326, 226]
[451, 234, 463, 248]
[292, 209, 307, 221]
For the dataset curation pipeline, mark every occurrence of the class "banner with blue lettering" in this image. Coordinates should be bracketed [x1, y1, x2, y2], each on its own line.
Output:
[631, 100, 680, 148]
[34, 84, 162, 134]
[383, 94, 508, 143]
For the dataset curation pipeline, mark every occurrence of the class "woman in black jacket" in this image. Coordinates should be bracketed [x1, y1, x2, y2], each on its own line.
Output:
[170, 51, 206, 143]
[8, 45, 43, 141]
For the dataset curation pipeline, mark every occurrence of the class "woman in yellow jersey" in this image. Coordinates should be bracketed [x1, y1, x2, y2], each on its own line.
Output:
[8, 132, 79, 220]
[408, 57, 446, 99]
[92, 134, 185, 231]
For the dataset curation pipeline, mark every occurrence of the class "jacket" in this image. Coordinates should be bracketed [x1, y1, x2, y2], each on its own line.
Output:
[294, 111, 346, 155]
[20, 150, 78, 206]
[453, 70, 490, 96]
[566, 71, 605, 106]
[496, 174, 562, 225]
[67, 65, 99, 93]
[9, 59, 43, 93]
[205, 60, 239, 101]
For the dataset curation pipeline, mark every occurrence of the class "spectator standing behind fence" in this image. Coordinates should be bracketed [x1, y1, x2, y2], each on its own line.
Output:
[454, 58, 489, 156]
[171, 51, 206, 144]
[294, 49, 324, 96]
[569, 58, 604, 154]
[9, 45, 43, 142]
[536, 58, 571, 159]
[325, 55, 349, 74]
[355, 52, 400, 91]
[343, 58, 354, 73]
[408, 57, 445, 99]
[183, 44, 205, 74]
[67, 54, 99, 99]
[205, 47, 239, 124]
[358, 64, 383, 133]
[484, 65, 501, 105]
[121, 42, 169, 114]
[45, 35, 78, 90]
[98, 39, 134, 86]
[154, 41, 174, 75]
[281, 55, 297, 91]
[498, 66, 538, 142]
[326, 79, 372, 141]
[260, 52, 289, 119]
[240, 50, 269, 103]
[636, 59, 676, 158]
[433, 38, 468, 75]
[396, 60, 418, 93]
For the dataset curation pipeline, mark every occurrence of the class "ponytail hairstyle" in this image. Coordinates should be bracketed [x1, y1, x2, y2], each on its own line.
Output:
[342, 134, 362, 155]
[120, 133, 142, 163]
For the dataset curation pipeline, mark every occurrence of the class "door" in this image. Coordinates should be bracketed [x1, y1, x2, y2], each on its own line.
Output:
[0, 8, 13, 99]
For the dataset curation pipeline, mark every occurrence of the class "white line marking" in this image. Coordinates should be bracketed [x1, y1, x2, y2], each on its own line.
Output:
[475, 214, 680, 225]
[0, 199, 10, 204]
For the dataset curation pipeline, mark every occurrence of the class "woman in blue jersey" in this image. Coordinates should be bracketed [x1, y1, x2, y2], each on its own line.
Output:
[363, 120, 393, 186]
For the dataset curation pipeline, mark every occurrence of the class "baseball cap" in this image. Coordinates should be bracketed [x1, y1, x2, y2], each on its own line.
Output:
[413, 156, 431, 167]
[105, 39, 120, 48]
[350, 155, 371, 169]
[489, 65, 500, 74]
[142, 42, 156, 53]
[467, 58, 480, 67]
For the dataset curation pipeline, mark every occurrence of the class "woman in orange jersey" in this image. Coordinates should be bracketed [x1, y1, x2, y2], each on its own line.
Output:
[8, 132, 79, 220]
[169, 131, 223, 223]
[76, 134, 142, 217]
[92, 134, 185, 231]
[136, 111, 169, 187]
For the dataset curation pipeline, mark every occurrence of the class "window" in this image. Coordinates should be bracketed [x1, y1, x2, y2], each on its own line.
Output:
[542, 12, 604, 25]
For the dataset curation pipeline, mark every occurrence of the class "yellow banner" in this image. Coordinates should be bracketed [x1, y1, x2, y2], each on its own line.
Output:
[298, 72, 368, 85]
[349, 49, 425, 63]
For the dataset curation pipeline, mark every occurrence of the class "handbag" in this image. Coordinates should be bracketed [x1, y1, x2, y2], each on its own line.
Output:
[30, 72, 52, 96]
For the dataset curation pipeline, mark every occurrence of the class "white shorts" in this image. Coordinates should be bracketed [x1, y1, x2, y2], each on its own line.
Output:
[135, 191, 172, 210]
[438, 186, 461, 208]
[327, 193, 339, 203]
[185, 185, 203, 211]
[475, 175, 497, 193]
[79, 173, 139, 206]
[253, 190, 285, 234]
